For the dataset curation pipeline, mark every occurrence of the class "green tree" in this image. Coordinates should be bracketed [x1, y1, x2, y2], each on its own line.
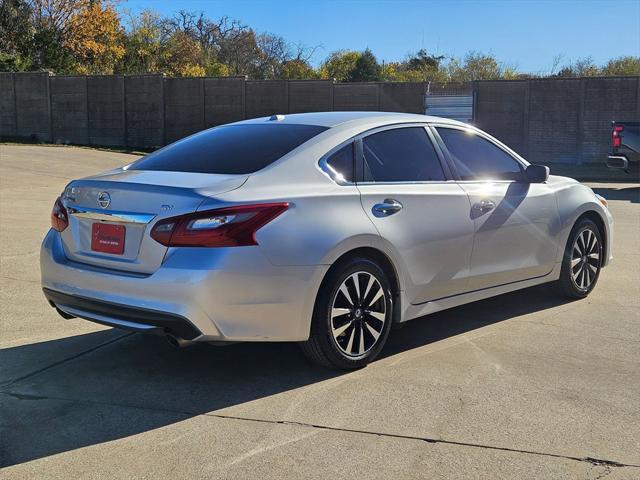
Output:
[281, 59, 317, 79]
[348, 48, 380, 82]
[320, 50, 360, 81]
[117, 10, 165, 74]
[204, 61, 229, 76]
[29, 0, 92, 72]
[0, 0, 34, 70]
[601, 56, 640, 76]
[555, 56, 599, 77]
[447, 51, 503, 82]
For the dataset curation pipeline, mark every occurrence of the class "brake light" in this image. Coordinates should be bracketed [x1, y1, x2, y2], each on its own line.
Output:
[51, 197, 69, 232]
[150, 203, 289, 247]
[612, 123, 624, 148]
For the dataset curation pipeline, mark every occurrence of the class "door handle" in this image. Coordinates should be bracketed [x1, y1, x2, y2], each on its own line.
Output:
[373, 199, 403, 216]
[472, 199, 496, 214]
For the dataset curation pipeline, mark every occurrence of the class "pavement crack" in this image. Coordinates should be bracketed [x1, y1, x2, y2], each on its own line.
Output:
[202, 414, 640, 470]
[1, 388, 638, 470]
[0, 332, 134, 389]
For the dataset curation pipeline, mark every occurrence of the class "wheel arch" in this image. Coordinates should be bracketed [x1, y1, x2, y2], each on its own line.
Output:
[575, 210, 608, 264]
[316, 247, 402, 323]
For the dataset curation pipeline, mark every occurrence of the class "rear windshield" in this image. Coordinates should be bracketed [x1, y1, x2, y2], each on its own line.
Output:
[130, 124, 328, 174]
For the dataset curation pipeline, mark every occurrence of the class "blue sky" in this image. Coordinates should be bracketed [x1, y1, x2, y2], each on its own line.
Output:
[120, 0, 640, 73]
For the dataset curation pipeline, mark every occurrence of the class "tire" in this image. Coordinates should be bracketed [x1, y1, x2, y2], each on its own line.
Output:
[300, 257, 394, 369]
[553, 218, 603, 299]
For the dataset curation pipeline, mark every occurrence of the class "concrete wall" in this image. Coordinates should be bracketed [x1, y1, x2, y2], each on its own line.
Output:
[381, 82, 425, 114]
[333, 83, 380, 111]
[475, 76, 640, 163]
[204, 77, 244, 128]
[0, 73, 17, 138]
[14, 73, 51, 142]
[50, 76, 88, 145]
[164, 77, 204, 143]
[2, 73, 638, 163]
[288, 80, 333, 113]
[87, 75, 125, 146]
[125, 75, 164, 148]
[245, 80, 288, 118]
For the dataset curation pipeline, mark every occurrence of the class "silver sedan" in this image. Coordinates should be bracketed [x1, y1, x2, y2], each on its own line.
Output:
[41, 112, 614, 369]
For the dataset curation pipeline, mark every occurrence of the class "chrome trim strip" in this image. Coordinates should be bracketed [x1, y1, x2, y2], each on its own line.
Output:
[67, 206, 156, 224]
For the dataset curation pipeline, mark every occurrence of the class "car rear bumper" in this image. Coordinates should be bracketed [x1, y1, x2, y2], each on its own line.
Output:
[41, 229, 328, 342]
[43, 287, 203, 339]
[606, 154, 629, 170]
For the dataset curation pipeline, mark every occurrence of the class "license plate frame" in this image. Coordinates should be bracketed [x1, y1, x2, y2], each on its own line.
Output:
[91, 223, 125, 255]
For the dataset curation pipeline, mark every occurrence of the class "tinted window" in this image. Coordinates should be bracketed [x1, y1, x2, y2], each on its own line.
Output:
[131, 124, 328, 174]
[326, 143, 354, 182]
[436, 128, 523, 181]
[363, 127, 445, 182]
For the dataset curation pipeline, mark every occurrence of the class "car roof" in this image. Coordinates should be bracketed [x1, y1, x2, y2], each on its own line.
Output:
[229, 111, 468, 129]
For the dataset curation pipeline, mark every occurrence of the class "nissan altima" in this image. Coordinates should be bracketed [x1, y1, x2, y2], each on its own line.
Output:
[41, 112, 613, 369]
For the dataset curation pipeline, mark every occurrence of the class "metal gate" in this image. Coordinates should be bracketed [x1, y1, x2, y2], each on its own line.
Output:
[424, 83, 474, 123]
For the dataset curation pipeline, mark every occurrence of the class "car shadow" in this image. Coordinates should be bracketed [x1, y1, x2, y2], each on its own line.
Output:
[0, 284, 570, 467]
[591, 186, 639, 204]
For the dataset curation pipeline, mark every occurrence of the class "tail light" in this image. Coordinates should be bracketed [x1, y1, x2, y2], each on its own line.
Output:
[150, 203, 289, 247]
[612, 123, 624, 148]
[51, 197, 69, 232]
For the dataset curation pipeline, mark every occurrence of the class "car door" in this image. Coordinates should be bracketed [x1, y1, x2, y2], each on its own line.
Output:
[356, 125, 475, 304]
[433, 125, 561, 291]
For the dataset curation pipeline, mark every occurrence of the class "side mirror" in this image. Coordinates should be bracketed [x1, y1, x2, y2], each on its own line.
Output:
[524, 164, 549, 183]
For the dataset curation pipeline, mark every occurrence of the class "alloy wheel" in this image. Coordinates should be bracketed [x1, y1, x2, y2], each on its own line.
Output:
[571, 228, 600, 291]
[330, 271, 387, 357]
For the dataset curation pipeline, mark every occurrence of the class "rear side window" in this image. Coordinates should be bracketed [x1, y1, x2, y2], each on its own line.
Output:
[326, 143, 354, 182]
[436, 128, 523, 181]
[131, 124, 328, 174]
[363, 127, 445, 182]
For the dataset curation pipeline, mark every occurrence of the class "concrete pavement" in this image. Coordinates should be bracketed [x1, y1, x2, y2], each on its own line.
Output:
[1, 145, 639, 479]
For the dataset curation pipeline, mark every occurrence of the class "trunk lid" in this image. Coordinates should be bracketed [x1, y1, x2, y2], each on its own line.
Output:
[60, 169, 247, 274]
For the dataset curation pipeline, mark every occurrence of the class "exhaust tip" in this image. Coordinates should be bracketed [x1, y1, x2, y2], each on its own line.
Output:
[165, 334, 195, 349]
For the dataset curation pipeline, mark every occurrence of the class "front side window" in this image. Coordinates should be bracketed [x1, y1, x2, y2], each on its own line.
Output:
[131, 124, 328, 175]
[362, 127, 445, 182]
[326, 143, 354, 182]
[436, 128, 523, 181]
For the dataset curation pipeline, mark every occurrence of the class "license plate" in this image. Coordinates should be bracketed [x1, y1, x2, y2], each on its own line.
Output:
[91, 223, 125, 255]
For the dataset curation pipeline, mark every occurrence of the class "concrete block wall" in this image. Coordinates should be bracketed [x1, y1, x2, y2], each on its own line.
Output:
[0, 73, 17, 138]
[14, 73, 50, 142]
[529, 78, 582, 163]
[87, 75, 125, 146]
[582, 76, 639, 161]
[474, 80, 527, 156]
[381, 82, 425, 114]
[2, 73, 637, 162]
[333, 83, 380, 110]
[245, 80, 288, 118]
[475, 76, 640, 164]
[164, 77, 204, 143]
[50, 76, 88, 145]
[125, 75, 164, 148]
[204, 77, 244, 128]
[288, 80, 333, 113]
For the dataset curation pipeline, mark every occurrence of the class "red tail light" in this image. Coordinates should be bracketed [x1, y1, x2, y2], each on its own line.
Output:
[150, 203, 289, 247]
[612, 123, 624, 148]
[51, 197, 69, 232]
